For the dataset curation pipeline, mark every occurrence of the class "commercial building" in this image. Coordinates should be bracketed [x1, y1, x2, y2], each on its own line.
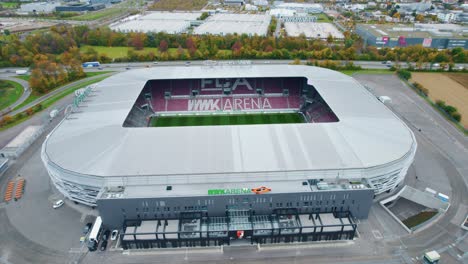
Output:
[284, 22, 344, 39]
[110, 12, 201, 34]
[42, 65, 416, 246]
[193, 14, 271, 36]
[356, 23, 468, 49]
[55, 3, 105, 12]
[274, 3, 323, 14]
[19, 2, 60, 14]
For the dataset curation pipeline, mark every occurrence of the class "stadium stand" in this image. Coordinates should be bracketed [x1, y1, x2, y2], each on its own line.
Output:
[126, 77, 338, 124]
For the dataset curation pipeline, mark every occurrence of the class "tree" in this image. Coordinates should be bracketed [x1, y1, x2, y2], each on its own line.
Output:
[199, 12, 209, 20]
[397, 69, 411, 80]
[326, 34, 334, 47]
[130, 33, 145, 50]
[159, 40, 168, 52]
[415, 14, 424, 22]
[186, 37, 197, 56]
[231, 40, 242, 56]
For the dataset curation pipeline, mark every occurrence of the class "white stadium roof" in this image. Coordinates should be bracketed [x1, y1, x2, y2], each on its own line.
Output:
[43, 65, 414, 179]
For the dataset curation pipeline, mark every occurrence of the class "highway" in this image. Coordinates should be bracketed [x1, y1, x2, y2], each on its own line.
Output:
[2, 60, 467, 74]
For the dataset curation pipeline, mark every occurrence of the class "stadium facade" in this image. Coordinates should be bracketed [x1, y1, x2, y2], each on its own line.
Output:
[42, 64, 416, 246]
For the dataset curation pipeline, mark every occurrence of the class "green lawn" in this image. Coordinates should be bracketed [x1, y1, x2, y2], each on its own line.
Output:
[316, 13, 331, 23]
[81, 45, 233, 59]
[0, 75, 111, 131]
[151, 113, 304, 127]
[70, 8, 127, 21]
[0, 2, 19, 8]
[15, 75, 30, 81]
[12, 71, 112, 111]
[40, 75, 110, 108]
[340, 69, 394, 76]
[402, 211, 438, 229]
[81, 45, 162, 59]
[0, 80, 23, 110]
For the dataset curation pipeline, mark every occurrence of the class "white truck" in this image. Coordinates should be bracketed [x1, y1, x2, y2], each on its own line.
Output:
[15, 70, 27, 75]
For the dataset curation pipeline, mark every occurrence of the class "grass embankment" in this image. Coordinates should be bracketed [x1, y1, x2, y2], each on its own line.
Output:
[149, 0, 207, 11]
[12, 71, 112, 111]
[80, 45, 233, 59]
[316, 13, 331, 23]
[70, 8, 127, 21]
[0, 75, 110, 131]
[0, 80, 23, 110]
[402, 211, 438, 229]
[0, 1, 19, 8]
[340, 69, 394, 76]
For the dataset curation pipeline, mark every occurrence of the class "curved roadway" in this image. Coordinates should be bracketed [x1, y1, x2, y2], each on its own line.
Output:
[0, 76, 30, 116]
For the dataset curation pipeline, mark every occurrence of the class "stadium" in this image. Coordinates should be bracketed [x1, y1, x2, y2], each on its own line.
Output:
[41, 63, 417, 247]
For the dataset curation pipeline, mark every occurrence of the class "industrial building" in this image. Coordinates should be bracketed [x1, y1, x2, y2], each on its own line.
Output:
[18, 2, 60, 14]
[55, 3, 105, 12]
[42, 65, 416, 247]
[356, 23, 468, 49]
[284, 22, 344, 39]
[193, 14, 271, 36]
[273, 2, 323, 14]
[110, 12, 201, 34]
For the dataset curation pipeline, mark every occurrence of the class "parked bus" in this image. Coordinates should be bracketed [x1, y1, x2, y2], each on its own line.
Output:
[82, 61, 100, 68]
[87, 216, 103, 251]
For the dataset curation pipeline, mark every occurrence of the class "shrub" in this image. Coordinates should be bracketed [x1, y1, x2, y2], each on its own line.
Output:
[26, 107, 34, 116]
[444, 105, 457, 114]
[412, 82, 429, 96]
[451, 112, 461, 122]
[397, 69, 412, 80]
[435, 100, 446, 108]
[290, 58, 301, 65]
[0, 115, 13, 126]
[14, 112, 25, 121]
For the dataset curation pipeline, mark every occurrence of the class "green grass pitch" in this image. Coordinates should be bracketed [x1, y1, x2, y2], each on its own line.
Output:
[151, 113, 305, 127]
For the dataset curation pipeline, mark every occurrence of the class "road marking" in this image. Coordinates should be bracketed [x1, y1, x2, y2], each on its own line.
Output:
[69, 248, 85, 253]
[372, 230, 383, 240]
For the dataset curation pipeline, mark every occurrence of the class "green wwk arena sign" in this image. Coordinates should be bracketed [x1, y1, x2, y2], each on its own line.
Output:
[208, 188, 250, 195]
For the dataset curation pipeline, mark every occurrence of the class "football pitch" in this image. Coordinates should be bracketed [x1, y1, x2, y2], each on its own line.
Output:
[151, 113, 305, 127]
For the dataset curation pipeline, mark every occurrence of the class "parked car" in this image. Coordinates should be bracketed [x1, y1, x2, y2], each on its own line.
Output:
[111, 230, 119, 241]
[83, 223, 93, 234]
[52, 200, 64, 209]
[153, 61, 158, 65]
[100, 240, 108, 251]
[102, 230, 110, 241]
